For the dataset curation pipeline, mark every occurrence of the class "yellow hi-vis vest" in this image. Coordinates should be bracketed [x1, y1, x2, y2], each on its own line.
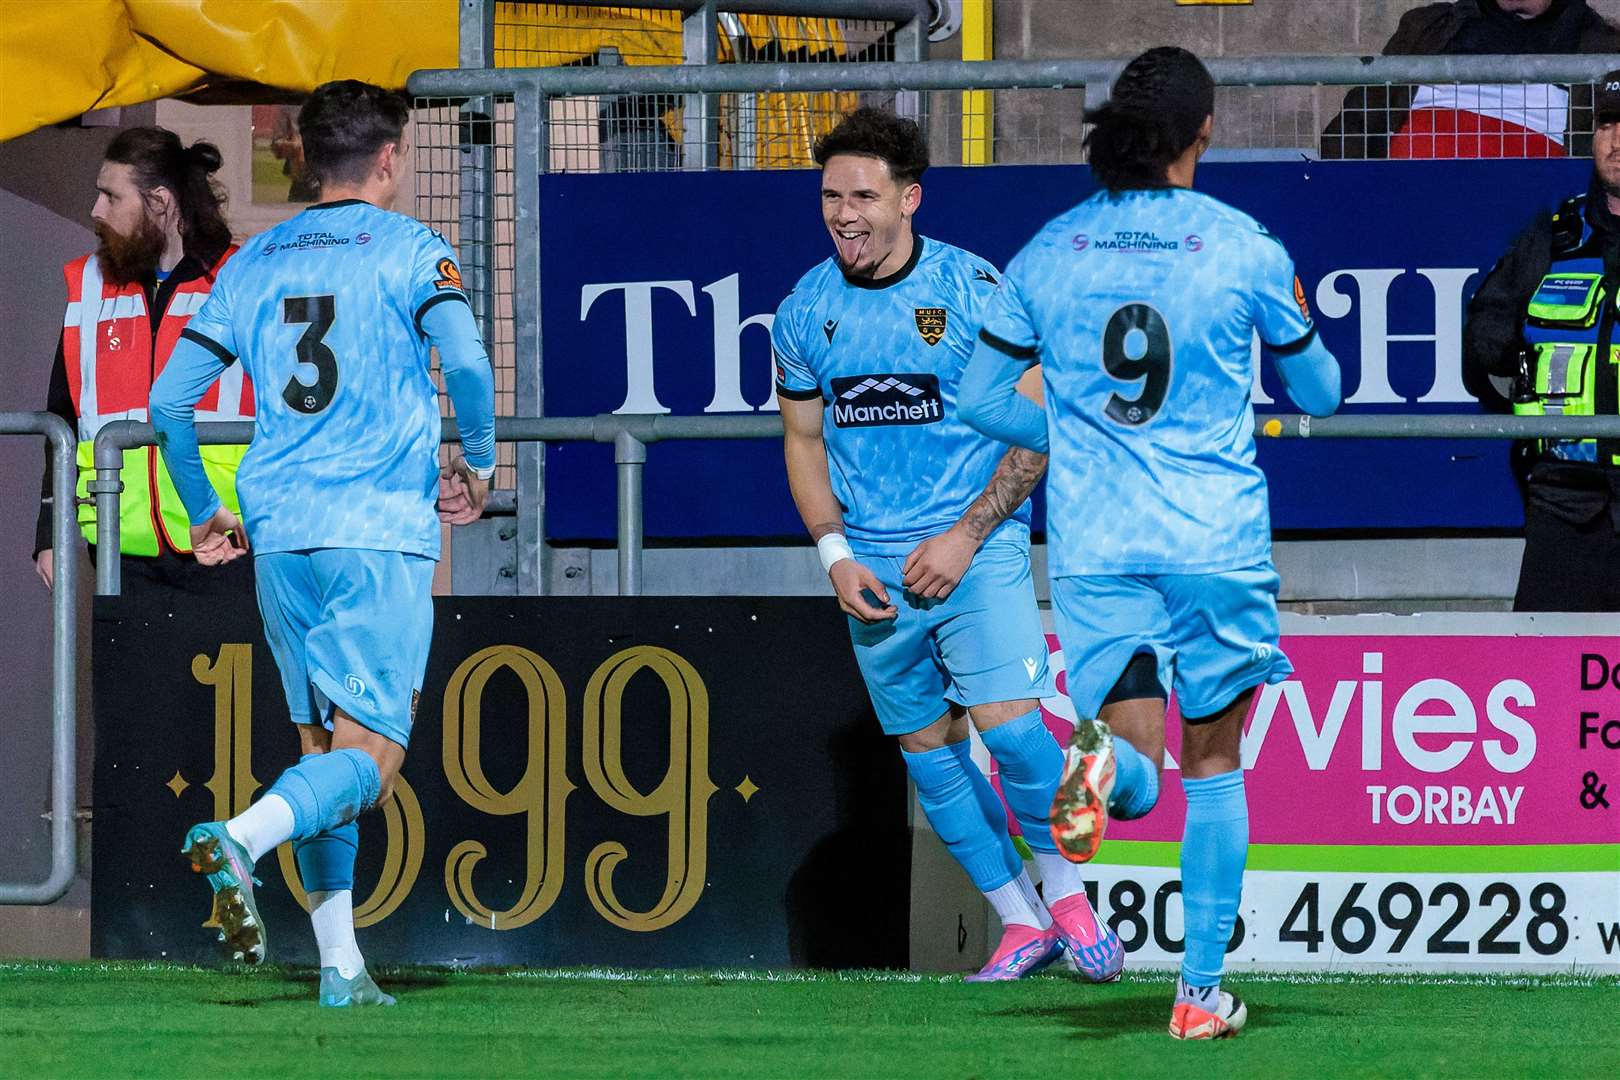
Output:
[1514, 199, 1620, 467]
[61, 250, 253, 555]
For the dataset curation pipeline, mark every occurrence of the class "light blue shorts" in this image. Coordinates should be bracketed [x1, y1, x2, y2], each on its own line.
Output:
[847, 538, 1057, 736]
[254, 549, 436, 749]
[1050, 562, 1293, 722]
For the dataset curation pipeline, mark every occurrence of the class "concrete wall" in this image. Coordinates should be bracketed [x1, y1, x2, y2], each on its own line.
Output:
[986, 0, 1620, 162]
[997, 0, 1620, 59]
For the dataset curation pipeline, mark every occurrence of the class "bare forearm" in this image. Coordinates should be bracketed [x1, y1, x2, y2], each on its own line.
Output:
[784, 434, 845, 541]
[958, 447, 1046, 542]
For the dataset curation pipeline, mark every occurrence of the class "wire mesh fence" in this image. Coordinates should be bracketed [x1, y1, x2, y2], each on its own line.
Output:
[415, 2, 915, 463]
[524, 8, 906, 173]
[425, 77, 1603, 190]
[413, 98, 521, 486]
[412, 6, 1607, 486]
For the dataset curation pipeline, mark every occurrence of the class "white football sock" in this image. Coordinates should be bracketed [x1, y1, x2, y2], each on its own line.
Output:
[309, 889, 366, 979]
[225, 793, 295, 864]
[984, 869, 1051, 930]
[1033, 851, 1088, 903]
[1177, 975, 1221, 1006]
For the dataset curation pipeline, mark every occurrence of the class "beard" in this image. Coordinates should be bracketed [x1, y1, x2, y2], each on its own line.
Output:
[95, 212, 168, 286]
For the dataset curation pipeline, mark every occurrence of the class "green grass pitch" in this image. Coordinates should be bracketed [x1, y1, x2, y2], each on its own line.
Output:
[1, 962, 1614, 1079]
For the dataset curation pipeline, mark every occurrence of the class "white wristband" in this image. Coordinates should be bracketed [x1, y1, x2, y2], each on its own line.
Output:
[816, 532, 855, 574]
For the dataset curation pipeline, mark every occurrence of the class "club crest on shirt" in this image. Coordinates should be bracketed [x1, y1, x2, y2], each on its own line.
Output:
[435, 257, 464, 291]
[1293, 275, 1312, 323]
[914, 307, 947, 346]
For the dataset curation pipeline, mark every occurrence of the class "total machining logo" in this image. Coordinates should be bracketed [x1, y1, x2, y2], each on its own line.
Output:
[268, 231, 354, 253]
[829, 373, 943, 427]
[1088, 230, 1186, 253]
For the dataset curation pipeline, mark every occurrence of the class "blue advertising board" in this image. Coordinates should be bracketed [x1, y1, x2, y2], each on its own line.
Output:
[539, 159, 1590, 541]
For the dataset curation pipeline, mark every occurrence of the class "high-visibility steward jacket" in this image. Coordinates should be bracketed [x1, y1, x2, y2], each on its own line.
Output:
[1514, 195, 1620, 469]
[61, 249, 254, 555]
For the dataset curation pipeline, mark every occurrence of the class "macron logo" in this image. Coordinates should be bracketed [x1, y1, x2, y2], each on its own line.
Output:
[1023, 657, 1040, 681]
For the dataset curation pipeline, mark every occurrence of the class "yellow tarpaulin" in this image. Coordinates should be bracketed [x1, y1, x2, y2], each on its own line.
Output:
[3, 0, 864, 166]
[1, 0, 456, 142]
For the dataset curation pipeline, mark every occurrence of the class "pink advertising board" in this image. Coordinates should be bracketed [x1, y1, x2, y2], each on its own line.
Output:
[979, 614, 1619, 971]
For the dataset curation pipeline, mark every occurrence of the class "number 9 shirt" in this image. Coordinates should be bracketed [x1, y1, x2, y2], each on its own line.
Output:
[978, 188, 1316, 578]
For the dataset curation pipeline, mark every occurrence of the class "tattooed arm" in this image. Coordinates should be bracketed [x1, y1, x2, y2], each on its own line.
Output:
[903, 367, 1047, 600]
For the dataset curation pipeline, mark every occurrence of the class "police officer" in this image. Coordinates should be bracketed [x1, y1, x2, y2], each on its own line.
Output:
[1463, 71, 1620, 612]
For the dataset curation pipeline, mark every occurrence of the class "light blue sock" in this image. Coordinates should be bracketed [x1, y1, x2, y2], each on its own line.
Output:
[291, 757, 360, 892]
[976, 709, 1062, 854]
[267, 747, 380, 843]
[902, 744, 1021, 892]
[1180, 769, 1248, 987]
[946, 739, 1012, 834]
[1110, 736, 1160, 820]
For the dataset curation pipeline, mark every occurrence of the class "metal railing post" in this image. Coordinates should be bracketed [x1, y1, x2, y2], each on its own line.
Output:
[90, 429, 128, 597]
[682, 0, 720, 170]
[893, 0, 928, 124]
[458, 0, 498, 346]
[615, 429, 647, 596]
[0, 412, 79, 905]
[515, 84, 548, 594]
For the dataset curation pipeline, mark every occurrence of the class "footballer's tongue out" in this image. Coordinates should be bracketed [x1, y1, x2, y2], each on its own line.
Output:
[833, 228, 870, 270]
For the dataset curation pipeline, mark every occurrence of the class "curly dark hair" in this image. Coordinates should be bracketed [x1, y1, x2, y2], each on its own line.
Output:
[298, 80, 411, 187]
[1084, 47, 1215, 193]
[104, 127, 231, 266]
[813, 106, 930, 184]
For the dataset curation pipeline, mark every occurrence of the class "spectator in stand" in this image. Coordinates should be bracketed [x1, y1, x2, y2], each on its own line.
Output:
[1321, 0, 1619, 160]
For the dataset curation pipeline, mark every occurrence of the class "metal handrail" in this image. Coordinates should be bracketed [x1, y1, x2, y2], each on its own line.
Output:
[0, 412, 79, 905]
[409, 53, 1620, 98]
[89, 412, 1620, 598]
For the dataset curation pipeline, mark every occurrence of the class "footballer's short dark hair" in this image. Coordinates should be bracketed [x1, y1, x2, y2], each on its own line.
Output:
[298, 80, 411, 187]
[1084, 46, 1215, 193]
[813, 107, 930, 185]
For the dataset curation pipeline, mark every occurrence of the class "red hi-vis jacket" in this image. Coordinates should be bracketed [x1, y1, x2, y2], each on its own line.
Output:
[61, 247, 254, 556]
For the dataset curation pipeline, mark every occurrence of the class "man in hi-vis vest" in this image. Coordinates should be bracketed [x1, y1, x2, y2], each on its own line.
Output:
[33, 126, 253, 596]
[1464, 72, 1620, 611]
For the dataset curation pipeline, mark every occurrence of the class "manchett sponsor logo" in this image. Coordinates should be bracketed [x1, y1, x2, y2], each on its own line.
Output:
[1072, 234, 1089, 251]
[261, 242, 277, 256]
[356, 232, 372, 245]
[1185, 234, 1204, 252]
[829, 373, 943, 427]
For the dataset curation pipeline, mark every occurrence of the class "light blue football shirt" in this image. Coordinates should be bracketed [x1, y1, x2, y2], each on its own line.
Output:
[177, 200, 480, 558]
[773, 236, 1031, 555]
[979, 188, 1316, 577]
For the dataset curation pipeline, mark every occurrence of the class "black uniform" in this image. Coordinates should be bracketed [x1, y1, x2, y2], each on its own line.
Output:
[1462, 175, 1620, 612]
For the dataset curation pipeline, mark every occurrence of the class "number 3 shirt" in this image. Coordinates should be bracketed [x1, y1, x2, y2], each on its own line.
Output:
[158, 199, 483, 558]
[772, 236, 1031, 555]
[978, 187, 1316, 577]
